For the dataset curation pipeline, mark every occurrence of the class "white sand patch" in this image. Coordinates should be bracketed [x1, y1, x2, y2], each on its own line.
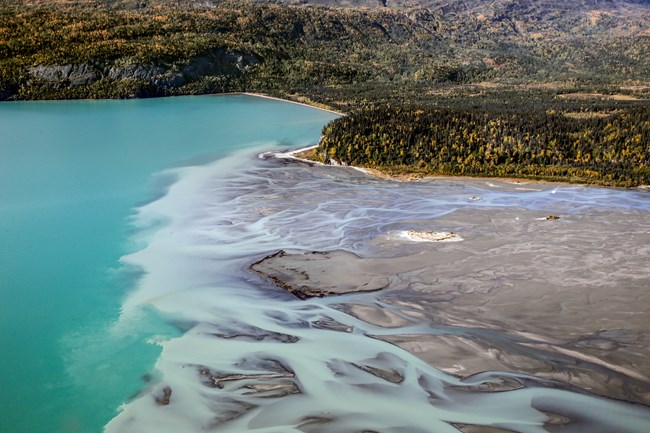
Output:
[397, 230, 463, 242]
[260, 144, 331, 166]
[241, 93, 344, 116]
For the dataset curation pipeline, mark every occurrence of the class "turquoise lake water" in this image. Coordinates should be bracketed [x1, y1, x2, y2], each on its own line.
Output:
[0, 95, 337, 433]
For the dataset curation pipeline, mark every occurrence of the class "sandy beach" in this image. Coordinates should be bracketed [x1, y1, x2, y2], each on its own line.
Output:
[241, 92, 345, 116]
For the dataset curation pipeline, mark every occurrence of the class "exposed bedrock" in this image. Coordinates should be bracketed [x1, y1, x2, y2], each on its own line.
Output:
[26, 48, 259, 89]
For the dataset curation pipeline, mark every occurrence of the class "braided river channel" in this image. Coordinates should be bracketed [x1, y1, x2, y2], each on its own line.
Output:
[1, 95, 649, 433]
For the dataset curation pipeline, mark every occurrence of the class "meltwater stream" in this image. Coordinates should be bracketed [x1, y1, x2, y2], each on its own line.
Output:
[106, 153, 650, 432]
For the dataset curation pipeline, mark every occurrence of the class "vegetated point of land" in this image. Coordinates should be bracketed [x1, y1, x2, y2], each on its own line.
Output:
[313, 105, 650, 187]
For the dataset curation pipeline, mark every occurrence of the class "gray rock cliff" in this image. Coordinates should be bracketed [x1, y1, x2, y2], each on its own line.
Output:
[27, 49, 259, 91]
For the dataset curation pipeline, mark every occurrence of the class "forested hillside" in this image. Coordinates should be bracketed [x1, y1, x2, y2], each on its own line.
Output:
[0, 0, 648, 105]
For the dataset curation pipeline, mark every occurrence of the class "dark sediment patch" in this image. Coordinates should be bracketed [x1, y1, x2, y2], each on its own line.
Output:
[453, 424, 518, 433]
[250, 250, 390, 299]
[203, 321, 299, 343]
[153, 386, 172, 406]
[194, 358, 298, 397]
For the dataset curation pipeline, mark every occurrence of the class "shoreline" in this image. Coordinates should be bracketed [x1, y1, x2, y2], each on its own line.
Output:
[359, 168, 649, 190]
[271, 145, 639, 189]
[0, 91, 347, 117]
[360, 167, 591, 188]
[239, 92, 345, 116]
[271, 144, 649, 190]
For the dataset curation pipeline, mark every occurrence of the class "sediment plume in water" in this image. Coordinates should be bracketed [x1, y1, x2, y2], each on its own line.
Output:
[107, 151, 650, 433]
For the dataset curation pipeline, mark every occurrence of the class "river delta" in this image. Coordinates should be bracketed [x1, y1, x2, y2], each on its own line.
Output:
[1, 95, 649, 433]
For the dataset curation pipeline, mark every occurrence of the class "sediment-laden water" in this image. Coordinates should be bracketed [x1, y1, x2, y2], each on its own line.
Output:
[107, 154, 650, 433]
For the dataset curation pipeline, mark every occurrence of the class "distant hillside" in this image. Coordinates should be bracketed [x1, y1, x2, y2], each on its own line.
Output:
[273, 0, 650, 18]
[1, 0, 648, 105]
[267, 0, 650, 44]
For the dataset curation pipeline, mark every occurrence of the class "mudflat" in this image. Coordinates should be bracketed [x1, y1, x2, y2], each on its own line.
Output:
[253, 201, 650, 405]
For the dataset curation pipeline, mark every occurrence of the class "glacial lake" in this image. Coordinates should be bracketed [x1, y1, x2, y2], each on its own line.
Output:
[0, 95, 337, 433]
[2, 95, 650, 433]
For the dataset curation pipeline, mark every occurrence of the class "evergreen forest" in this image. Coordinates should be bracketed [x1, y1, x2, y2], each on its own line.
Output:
[316, 106, 650, 186]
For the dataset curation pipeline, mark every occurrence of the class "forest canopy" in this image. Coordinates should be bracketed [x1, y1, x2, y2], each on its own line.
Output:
[316, 106, 650, 187]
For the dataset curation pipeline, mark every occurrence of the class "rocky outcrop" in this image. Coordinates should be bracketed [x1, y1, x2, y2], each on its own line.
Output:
[27, 49, 259, 91]
[29, 64, 102, 86]
[177, 49, 260, 82]
[106, 64, 167, 83]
